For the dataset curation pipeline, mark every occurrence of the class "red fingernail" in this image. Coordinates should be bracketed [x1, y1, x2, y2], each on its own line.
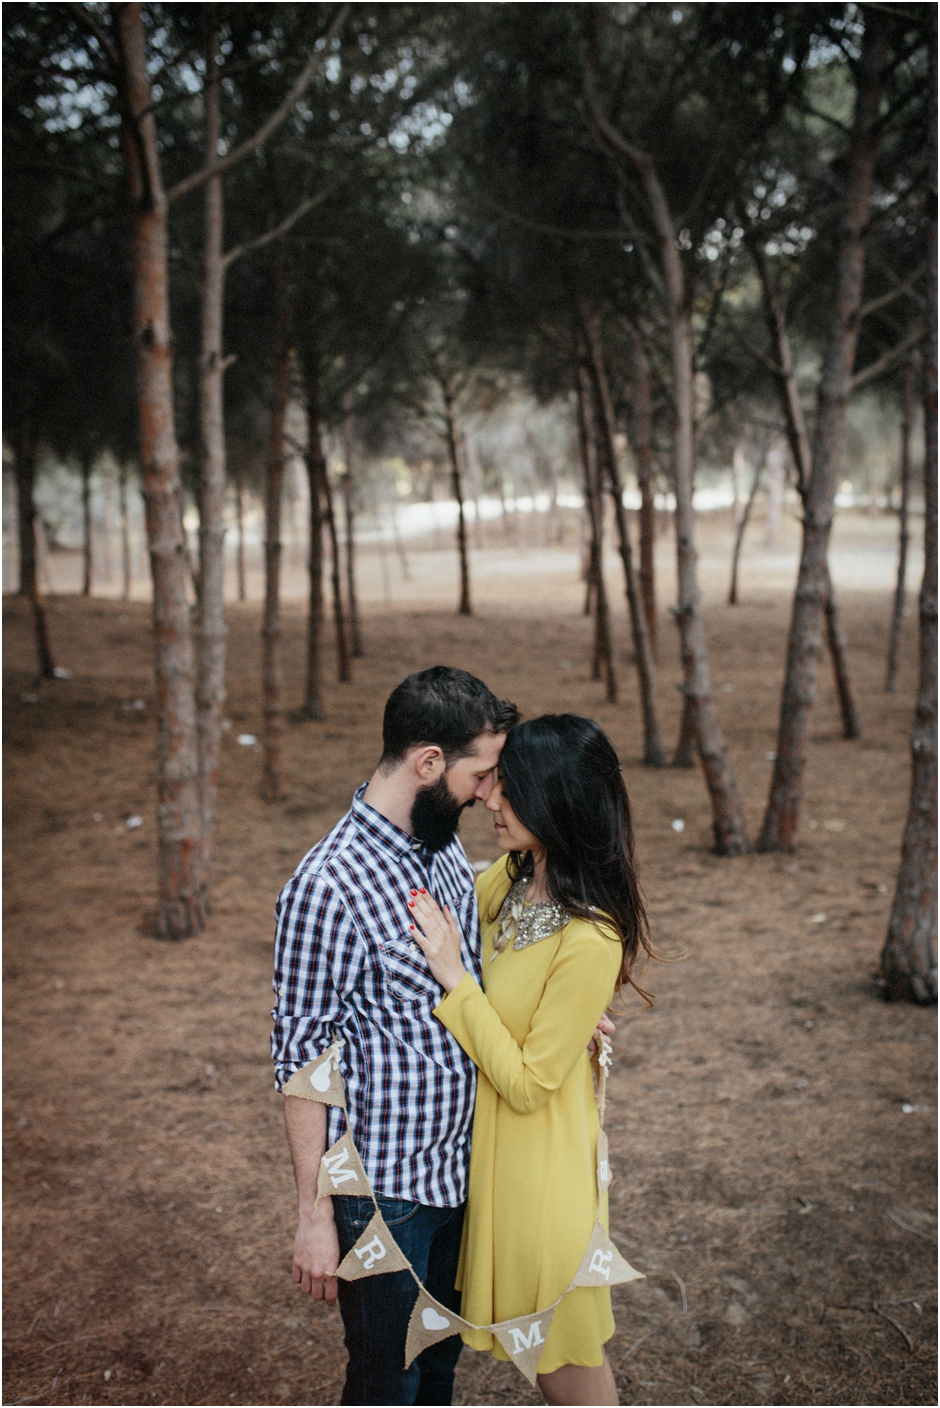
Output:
[420, 888, 427, 894]
[408, 901, 414, 907]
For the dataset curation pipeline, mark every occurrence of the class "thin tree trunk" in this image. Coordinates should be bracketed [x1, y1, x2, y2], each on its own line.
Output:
[323, 456, 351, 682]
[195, 11, 227, 904]
[824, 577, 861, 738]
[115, 3, 203, 937]
[235, 472, 247, 602]
[341, 391, 363, 656]
[102, 461, 115, 583]
[584, 78, 747, 852]
[625, 322, 657, 651]
[879, 51, 938, 1004]
[576, 364, 616, 701]
[886, 361, 915, 692]
[119, 462, 132, 602]
[752, 238, 862, 739]
[261, 240, 292, 802]
[301, 349, 326, 720]
[757, 17, 887, 851]
[728, 446, 765, 605]
[81, 453, 93, 596]
[442, 384, 472, 616]
[14, 419, 55, 678]
[584, 315, 664, 763]
[672, 694, 696, 768]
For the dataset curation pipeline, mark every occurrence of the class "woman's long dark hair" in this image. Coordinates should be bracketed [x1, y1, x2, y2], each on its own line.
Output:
[492, 714, 654, 1000]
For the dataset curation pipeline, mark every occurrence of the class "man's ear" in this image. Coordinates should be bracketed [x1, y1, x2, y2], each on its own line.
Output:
[410, 745, 446, 782]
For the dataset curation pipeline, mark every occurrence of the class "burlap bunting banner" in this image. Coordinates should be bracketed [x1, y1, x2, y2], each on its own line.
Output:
[491, 1304, 559, 1385]
[316, 1130, 371, 1202]
[404, 1289, 474, 1368]
[295, 1021, 644, 1384]
[596, 1128, 612, 1198]
[335, 1210, 412, 1281]
[569, 1222, 644, 1290]
[282, 1044, 346, 1109]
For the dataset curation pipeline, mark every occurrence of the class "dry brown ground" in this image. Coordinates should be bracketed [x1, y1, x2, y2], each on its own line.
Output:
[3, 512, 936, 1408]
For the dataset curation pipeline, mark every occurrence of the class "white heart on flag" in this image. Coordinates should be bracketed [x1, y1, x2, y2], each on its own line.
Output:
[310, 1060, 332, 1092]
[421, 1307, 451, 1331]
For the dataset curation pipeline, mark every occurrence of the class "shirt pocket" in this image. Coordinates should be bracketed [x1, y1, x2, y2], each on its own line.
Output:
[379, 930, 443, 1005]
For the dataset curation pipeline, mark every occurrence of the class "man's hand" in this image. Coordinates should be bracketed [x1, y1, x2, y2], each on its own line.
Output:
[408, 888, 468, 993]
[292, 1202, 340, 1303]
[589, 1011, 616, 1056]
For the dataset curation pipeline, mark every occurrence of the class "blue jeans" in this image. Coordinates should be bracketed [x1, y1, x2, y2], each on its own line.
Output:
[333, 1195, 465, 1406]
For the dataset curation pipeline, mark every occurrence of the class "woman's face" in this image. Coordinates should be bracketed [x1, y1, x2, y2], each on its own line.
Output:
[484, 776, 542, 856]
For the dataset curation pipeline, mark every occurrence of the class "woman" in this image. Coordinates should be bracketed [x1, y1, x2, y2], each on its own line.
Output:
[407, 713, 652, 1406]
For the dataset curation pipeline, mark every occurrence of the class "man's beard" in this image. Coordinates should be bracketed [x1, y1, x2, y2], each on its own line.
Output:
[410, 775, 473, 854]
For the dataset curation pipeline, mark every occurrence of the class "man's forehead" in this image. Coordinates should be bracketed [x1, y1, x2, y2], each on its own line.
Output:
[464, 731, 506, 765]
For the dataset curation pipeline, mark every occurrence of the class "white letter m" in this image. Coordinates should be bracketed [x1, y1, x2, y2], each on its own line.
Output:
[508, 1321, 544, 1355]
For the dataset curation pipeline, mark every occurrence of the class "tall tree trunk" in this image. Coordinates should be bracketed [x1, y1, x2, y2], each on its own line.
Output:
[728, 442, 766, 605]
[824, 579, 861, 739]
[235, 470, 247, 603]
[323, 456, 351, 682]
[195, 12, 227, 906]
[115, 3, 204, 937]
[584, 316, 664, 763]
[625, 322, 657, 652]
[886, 360, 915, 692]
[14, 419, 55, 679]
[442, 384, 472, 616]
[752, 239, 862, 739]
[261, 240, 292, 802]
[81, 453, 93, 596]
[672, 694, 696, 769]
[341, 391, 363, 656]
[758, 17, 887, 851]
[584, 78, 747, 852]
[879, 51, 938, 1004]
[102, 462, 115, 584]
[576, 364, 616, 701]
[301, 348, 326, 721]
[119, 462, 132, 602]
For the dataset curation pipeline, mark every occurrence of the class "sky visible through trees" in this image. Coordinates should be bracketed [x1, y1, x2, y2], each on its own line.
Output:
[3, 3, 935, 998]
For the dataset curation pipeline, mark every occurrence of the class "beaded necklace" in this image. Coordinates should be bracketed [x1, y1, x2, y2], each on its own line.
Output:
[491, 875, 569, 961]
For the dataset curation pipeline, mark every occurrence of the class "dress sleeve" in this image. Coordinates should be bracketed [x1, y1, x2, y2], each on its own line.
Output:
[433, 920, 621, 1115]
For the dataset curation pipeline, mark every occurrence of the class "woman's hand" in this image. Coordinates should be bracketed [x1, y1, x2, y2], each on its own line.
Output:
[589, 1011, 616, 1056]
[408, 888, 468, 994]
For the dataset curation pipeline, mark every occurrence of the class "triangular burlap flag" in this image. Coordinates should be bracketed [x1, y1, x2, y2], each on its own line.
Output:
[282, 1045, 346, 1109]
[569, 1222, 644, 1290]
[596, 1128, 612, 1200]
[335, 1211, 411, 1281]
[316, 1130, 370, 1201]
[404, 1289, 473, 1368]
[491, 1303, 557, 1384]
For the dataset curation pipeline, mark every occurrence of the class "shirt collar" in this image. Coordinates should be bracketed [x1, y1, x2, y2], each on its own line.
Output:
[351, 782, 426, 859]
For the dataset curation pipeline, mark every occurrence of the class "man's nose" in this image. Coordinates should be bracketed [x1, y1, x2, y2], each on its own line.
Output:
[475, 772, 496, 802]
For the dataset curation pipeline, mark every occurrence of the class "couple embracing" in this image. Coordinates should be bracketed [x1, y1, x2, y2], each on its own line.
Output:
[272, 667, 652, 1406]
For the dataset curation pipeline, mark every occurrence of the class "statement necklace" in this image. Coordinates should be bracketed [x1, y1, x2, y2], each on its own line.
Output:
[491, 876, 569, 961]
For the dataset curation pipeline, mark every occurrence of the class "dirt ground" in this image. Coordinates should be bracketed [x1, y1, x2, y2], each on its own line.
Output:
[3, 510, 936, 1407]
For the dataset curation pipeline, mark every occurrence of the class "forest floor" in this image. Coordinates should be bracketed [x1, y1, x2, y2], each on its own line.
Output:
[3, 510, 936, 1408]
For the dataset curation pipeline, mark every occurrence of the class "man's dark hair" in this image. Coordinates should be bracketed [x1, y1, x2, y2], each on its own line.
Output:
[380, 666, 519, 769]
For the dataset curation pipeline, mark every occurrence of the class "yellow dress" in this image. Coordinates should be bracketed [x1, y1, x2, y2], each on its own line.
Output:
[433, 856, 623, 1374]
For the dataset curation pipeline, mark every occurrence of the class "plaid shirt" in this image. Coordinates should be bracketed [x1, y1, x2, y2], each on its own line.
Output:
[271, 784, 481, 1207]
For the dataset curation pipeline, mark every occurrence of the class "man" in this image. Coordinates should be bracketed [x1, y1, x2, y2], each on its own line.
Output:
[272, 666, 519, 1406]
